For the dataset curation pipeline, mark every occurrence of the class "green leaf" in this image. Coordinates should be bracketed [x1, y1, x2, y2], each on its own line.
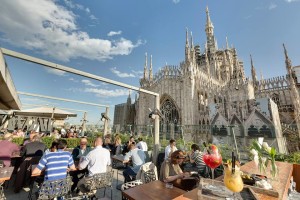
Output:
[270, 147, 276, 158]
[252, 140, 262, 153]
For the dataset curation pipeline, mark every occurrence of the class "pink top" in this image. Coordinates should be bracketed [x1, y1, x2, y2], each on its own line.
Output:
[0, 140, 20, 167]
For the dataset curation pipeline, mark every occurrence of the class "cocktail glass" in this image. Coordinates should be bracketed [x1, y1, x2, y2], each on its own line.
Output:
[202, 146, 222, 179]
[224, 163, 244, 198]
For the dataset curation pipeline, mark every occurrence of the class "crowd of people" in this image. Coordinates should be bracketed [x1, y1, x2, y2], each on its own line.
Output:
[1, 125, 86, 140]
[0, 128, 151, 196]
[0, 126, 209, 196]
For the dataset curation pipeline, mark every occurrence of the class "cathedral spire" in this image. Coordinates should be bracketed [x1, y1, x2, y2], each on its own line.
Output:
[127, 90, 132, 104]
[149, 55, 153, 81]
[190, 31, 194, 48]
[283, 43, 293, 76]
[205, 6, 217, 52]
[250, 54, 257, 90]
[186, 27, 189, 47]
[205, 6, 214, 34]
[144, 52, 148, 79]
[260, 70, 264, 81]
[226, 36, 229, 49]
[185, 28, 190, 62]
[222, 51, 230, 80]
[283, 43, 300, 137]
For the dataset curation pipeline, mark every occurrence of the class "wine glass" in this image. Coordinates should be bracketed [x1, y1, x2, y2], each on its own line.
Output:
[224, 162, 244, 198]
[202, 145, 222, 179]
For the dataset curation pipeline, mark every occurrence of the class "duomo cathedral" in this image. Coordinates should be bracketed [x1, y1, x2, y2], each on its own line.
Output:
[114, 7, 300, 154]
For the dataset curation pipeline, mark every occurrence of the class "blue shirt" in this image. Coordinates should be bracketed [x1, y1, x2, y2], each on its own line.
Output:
[124, 148, 145, 173]
[37, 149, 74, 181]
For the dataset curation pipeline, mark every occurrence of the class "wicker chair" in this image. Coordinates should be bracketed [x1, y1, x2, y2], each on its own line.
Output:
[0, 182, 5, 200]
[121, 162, 158, 200]
[37, 176, 72, 200]
[77, 170, 114, 200]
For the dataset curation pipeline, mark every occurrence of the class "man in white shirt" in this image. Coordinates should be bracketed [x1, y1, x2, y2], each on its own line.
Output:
[60, 126, 66, 137]
[164, 139, 178, 160]
[136, 137, 148, 151]
[77, 137, 111, 193]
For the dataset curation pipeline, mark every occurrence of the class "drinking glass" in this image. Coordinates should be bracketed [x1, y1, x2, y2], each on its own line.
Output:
[224, 163, 243, 198]
[165, 182, 173, 189]
[202, 146, 222, 179]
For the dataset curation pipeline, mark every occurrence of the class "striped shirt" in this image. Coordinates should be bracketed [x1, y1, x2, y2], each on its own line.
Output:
[37, 149, 74, 181]
[191, 150, 206, 170]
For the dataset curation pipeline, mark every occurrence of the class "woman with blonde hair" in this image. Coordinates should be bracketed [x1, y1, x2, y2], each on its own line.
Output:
[160, 150, 198, 191]
[114, 137, 122, 155]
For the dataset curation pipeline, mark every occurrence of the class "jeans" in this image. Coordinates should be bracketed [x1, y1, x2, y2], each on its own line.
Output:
[123, 167, 137, 183]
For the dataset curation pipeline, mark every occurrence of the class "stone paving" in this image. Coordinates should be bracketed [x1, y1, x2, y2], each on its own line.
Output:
[3, 167, 124, 200]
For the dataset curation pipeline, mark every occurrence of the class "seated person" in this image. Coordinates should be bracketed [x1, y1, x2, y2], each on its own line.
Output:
[123, 143, 146, 183]
[136, 137, 148, 151]
[50, 129, 61, 139]
[21, 135, 46, 158]
[70, 138, 91, 191]
[122, 136, 135, 153]
[164, 139, 178, 160]
[103, 136, 114, 152]
[72, 138, 91, 162]
[122, 141, 130, 155]
[32, 139, 76, 199]
[188, 144, 206, 176]
[23, 130, 37, 145]
[0, 133, 20, 167]
[160, 150, 198, 191]
[67, 131, 75, 138]
[77, 137, 111, 193]
[113, 137, 122, 155]
[44, 140, 59, 154]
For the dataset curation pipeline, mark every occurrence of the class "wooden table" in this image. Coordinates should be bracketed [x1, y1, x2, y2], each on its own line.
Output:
[0, 167, 14, 182]
[215, 161, 293, 200]
[122, 180, 186, 200]
[173, 189, 197, 200]
[240, 161, 293, 200]
[174, 161, 293, 200]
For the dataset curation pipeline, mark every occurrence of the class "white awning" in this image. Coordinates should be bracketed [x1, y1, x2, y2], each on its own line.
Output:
[14, 106, 77, 119]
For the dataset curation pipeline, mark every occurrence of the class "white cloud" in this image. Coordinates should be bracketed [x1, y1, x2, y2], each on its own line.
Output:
[44, 67, 67, 76]
[81, 79, 99, 87]
[172, 0, 180, 4]
[269, 3, 277, 10]
[285, 0, 299, 2]
[245, 15, 252, 20]
[131, 70, 144, 78]
[63, 0, 85, 11]
[69, 77, 78, 82]
[0, 0, 142, 62]
[84, 88, 129, 97]
[110, 67, 135, 78]
[89, 14, 98, 20]
[107, 31, 122, 37]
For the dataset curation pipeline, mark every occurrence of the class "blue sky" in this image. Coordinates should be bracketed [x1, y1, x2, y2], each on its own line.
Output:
[0, 0, 300, 125]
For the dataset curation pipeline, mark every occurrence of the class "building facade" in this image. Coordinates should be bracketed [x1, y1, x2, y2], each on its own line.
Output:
[114, 7, 300, 153]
